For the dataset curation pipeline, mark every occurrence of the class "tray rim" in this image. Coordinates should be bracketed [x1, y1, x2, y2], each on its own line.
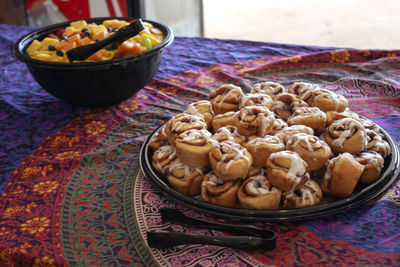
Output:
[139, 121, 400, 222]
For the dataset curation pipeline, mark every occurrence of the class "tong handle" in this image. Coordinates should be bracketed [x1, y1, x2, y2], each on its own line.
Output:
[160, 208, 275, 239]
[66, 18, 145, 62]
[147, 231, 274, 250]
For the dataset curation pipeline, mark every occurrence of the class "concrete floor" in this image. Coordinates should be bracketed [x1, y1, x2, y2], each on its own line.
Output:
[203, 0, 400, 50]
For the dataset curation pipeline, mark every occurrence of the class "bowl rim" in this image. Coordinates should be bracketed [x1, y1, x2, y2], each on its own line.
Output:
[13, 17, 174, 68]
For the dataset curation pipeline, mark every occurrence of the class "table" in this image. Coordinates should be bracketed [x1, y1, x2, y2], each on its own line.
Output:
[0, 23, 399, 266]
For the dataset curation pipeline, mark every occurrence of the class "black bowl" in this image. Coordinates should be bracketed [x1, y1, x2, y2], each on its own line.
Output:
[13, 17, 174, 107]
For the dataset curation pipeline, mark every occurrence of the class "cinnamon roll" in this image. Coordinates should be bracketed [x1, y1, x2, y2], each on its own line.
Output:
[365, 129, 391, 158]
[287, 106, 327, 134]
[310, 88, 348, 112]
[164, 113, 207, 145]
[238, 175, 282, 210]
[360, 118, 380, 133]
[321, 152, 364, 197]
[212, 125, 246, 145]
[233, 106, 275, 136]
[209, 141, 253, 181]
[355, 151, 384, 184]
[201, 171, 241, 207]
[323, 118, 367, 154]
[152, 145, 177, 175]
[274, 125, 314, 144]
[244, 135, 285, 167]
[149, 125, 169, 150]
[183, 100, 215, 130]
[271, 118, 288, 134]
[283, 180, 322, 209]
[211, 111, 236, 131]
[238, 93, 273, 109]
[286, 133, 332, 171]
[209, 84, 244, 114]
[167, 159, 206, 196]
[272, 93, 308, 120]
[326, 110, 360, 126]
[175, 129, 218, 168]
[250, 81, 285, 99]
[266, 150, 310, 192]
[288, 82, 320, 104]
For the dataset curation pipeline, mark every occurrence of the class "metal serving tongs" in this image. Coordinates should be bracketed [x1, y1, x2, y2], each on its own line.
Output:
[147, 208, 276, 251]
[66, 19, 145, 62]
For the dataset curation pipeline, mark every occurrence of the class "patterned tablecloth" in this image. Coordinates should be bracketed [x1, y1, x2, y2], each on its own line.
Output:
[0, 24, 399, 266]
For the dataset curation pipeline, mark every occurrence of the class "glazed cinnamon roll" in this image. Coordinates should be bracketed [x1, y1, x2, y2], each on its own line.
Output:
[238, 175, 282, 210]
[244, 135, 285, 167]
[152, 145, 177, 175]
[324, 118, 367, 155]
[272, 93, 308, 120]
[167, 159, 206, 196]
[233, 106, 275, 136]
[209, 141, 253, 181]
[209, 84, 244, 114]
[310, 88, 348, 112]
[266, 150, 310, 192]
[360, 118, 380, 133]
[238, 93, 273, 110]
[321, 152, 364, 197]
[175, 129, 217, 168]
[283, 180, 322, 209]
[271, 118, 288, 134]
[250, 81, 285, 99]
[212, 125, 246, 145]
[287, 106, 327, 134]
[325, 109, 360, 126]
[164, 113, 207, 145]
[149, 125, 169, 150]
[201, 171, 241, 207]
[183, 100, 215, 130]
[288, 82, 320, 104]
[274, 125, 314, 144]
[211, 111, 236, 131]
[365, 129, 391, 158]
[355, 151, 384, 184]
[286, 133, 332, 171]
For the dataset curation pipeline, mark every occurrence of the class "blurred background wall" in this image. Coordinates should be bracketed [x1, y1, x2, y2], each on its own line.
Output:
[0, 0, 398, 49]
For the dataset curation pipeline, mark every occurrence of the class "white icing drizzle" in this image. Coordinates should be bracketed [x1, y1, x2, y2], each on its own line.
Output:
[239, 93, 272, 108]
[216, 141, 251, 175]
[213, 126, 244, 142]
[287, 133, 317, 152]
[214, 85, 243, 109]
[155, 145, 176, 160]
[202, 173, 225, 186]
[270, 151, 307, 189]
[284, 180, 318, 207]
[355, 151, 384, 172]
[247, 136, 281, 151]
[168, 159, 203, 177]
[314, 89, 343, 111]
[246, 175, 271, 195]
[171, 114, 207, 132]
[154, 145, 176, 172]
[238, 106, 274, 136]
[251, 81, 284, 96]
[331, 118, 365, 148]
[178, 129, 218, 146]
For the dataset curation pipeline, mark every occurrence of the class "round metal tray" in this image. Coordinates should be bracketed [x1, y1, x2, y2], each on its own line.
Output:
[139, 123, 399, 222]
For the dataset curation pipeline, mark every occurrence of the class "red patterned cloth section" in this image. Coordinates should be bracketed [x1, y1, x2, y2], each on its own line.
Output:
[0, 25, 400, 266]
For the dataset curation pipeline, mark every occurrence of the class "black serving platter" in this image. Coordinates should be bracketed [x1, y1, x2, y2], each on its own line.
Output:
[139, 123, 399, 222]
